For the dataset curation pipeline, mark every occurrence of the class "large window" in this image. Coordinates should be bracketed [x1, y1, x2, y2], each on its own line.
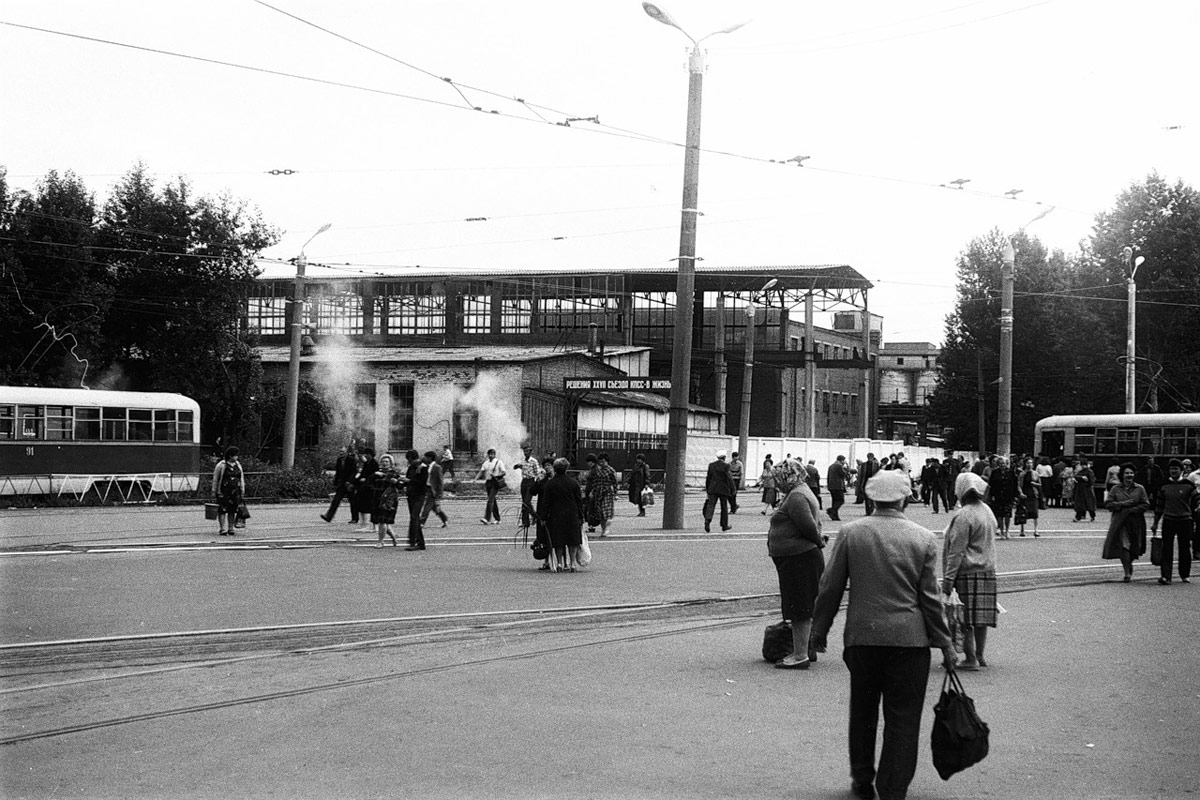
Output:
[75, 407, 101, 440]
[0, 406, 15, 440]
[388, 383, 414, 452]
[246, 291, 288, 335]
[18, 406, 43, 439]
[128, 409, 153, 441]
[45, 406, 73, 440]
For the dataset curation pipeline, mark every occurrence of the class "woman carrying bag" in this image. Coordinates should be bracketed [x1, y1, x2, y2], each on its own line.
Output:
[942, 473, 999, 671]
[1103, 461, 1150, 582]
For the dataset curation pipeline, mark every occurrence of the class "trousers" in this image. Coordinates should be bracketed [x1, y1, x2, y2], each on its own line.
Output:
[843, 646, 931, 800]
[1160, 517, 1194, 581]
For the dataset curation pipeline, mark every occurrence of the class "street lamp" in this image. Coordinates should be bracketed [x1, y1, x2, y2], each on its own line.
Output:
[643, 2, 747, 529]
[738, 279, 777, 473]
[1123, 246, 1146, 413]
[997, 207, 1053, 458]
[282, 223, 331, 470]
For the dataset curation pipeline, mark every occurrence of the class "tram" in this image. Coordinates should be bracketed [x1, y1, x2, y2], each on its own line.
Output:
[1033, 412, 1200, 476]
[0, 386, 202, 499]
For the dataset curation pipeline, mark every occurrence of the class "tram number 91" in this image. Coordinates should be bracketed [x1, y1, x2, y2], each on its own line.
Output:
[26, 446, 34, 457]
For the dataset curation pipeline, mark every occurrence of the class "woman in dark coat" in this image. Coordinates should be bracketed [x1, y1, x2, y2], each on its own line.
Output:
[539, 458, 584, 572]
[1102, 462, 1150, 582]
[353, 448, 379, 533]
[986, 457, 1019, 539]
[1073, 459, 1097, 522]
[371, 453, 403, 548]
[626, 452, 651, 517]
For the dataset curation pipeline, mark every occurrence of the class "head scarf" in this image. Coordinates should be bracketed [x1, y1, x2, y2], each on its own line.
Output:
[772, 458, 806, 496]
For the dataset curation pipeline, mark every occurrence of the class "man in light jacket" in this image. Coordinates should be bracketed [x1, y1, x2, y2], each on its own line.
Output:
[811, 470, 957, 800]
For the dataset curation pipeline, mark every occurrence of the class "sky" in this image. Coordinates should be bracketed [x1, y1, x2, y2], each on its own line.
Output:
[2, 0, 1197, 346]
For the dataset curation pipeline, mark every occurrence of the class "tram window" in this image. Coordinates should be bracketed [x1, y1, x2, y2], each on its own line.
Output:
[153, 409, 177, 441]
[1164, 428, 1186, 456]
[1189, 428, 1200, 457]
[1116, 429, 1139, 455]
[1074, 433, 1094, 454]
[129, 409, 153, 441]
[45, 406, 73, 440]
[178, 411, 194, 442]
[75, 407, 101, 440]
[18, 406, 43, 439]
[0, 406, 13, 440]
[102, 407, 127, 440]
[1140, 428, 1162, 455]
[1095, 428, 1116, 455]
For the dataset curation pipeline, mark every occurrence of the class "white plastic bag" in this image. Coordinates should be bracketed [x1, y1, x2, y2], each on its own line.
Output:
[575, 531, 592, 567]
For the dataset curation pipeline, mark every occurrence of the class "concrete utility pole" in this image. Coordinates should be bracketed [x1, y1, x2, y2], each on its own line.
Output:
[282, 223, 331, 470]
[1123, 246, 1146, 413]
[998, 240, 1015, 458]
[643, 2, 746, 529]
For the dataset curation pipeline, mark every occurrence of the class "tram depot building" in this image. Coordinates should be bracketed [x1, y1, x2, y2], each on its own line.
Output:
[247, 265, 931, 470]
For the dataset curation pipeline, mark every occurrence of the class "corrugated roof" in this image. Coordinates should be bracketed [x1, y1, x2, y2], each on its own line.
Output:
[578, 390, 716, 414]
[255, 344, 643, 364]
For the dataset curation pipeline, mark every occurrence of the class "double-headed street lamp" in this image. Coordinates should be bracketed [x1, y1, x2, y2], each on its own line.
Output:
[643, 2, 746, 529]
[1123, 246, 1146, 413]
[282, 223, 331, 470]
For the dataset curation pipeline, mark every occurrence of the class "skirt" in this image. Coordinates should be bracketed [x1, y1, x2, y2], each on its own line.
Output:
[954, 570, 998, 627]
[772, 549, 825, 622]
[762, 486, 778, 506]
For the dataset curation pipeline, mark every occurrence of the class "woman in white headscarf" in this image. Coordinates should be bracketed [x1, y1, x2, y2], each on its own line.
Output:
[767, 458, 826, 669]
[942, 472, 999, 670]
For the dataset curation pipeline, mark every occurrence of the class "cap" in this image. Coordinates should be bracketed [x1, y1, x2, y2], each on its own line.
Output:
[865, 470, 912, 502]
[715, 449, 727, 459]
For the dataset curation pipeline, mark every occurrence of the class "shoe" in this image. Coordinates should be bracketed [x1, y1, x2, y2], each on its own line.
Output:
[775, 654, 811, 670]
[374, 543, 383, 549]
[1019, 532, 1025, 537]
[440, 521, 448, 528]
[977, 658, 988, 668]
[1123, 573, 1132, 583]
[355, 526, 371, 533]
[1034, 532, 1040, 538]
[958, 660, 980, 671]
[1182, 577, 1191, 583]
[492, 520, 502, 525]
[320, 514, 332, 523]
[638, 510, 645, 516]
[538, 564, 551, 571]
[704, 520, 711, 533]
[480, 518, 490, 525]
[348, 519, 359, 524]
[721, 526, 731, 532]
[405, 546, 421, 551]
[851, 779, 876, 800]
[1158, 577, 1171, 585]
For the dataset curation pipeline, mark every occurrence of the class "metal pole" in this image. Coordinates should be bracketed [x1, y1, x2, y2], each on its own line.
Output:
[281, 252, 306, 470]
[714, 291, 726, 430]
[998, 242, 1015, 458]
[662, 45, 705, 530]
[1124, 247, 1137, 413]
[737, 303, 756, 468]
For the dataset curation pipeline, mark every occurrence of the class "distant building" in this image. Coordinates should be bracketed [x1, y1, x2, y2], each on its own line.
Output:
[876, 342, 942, 446]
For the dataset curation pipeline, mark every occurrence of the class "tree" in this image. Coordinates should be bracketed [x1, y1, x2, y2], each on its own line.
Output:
[1081, 174, 1200, 412]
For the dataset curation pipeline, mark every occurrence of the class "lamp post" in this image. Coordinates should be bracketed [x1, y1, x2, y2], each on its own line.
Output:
[282, 223, 331, 470]
[643, 2, 746, 529]
[997, 207, 1053, 458]
[1123, 246, 1146, 413]
[738, 279, 777, 470]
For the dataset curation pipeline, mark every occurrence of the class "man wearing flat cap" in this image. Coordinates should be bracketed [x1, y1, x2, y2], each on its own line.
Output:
[703, 449, 736, 533]
[811, 469, 956, 800]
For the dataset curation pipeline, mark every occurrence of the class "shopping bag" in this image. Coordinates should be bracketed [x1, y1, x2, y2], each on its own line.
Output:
[1150, 535, 1162, 566]
[762, 620, 793, 662]
[641, 487, 656, 506]
[945, 590, 965, 654]
[931, 669, 990, 780]
[234, 503, 250, 529]
[575, 531, 592, 567]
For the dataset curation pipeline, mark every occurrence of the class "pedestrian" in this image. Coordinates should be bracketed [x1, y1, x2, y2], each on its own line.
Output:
[403, 449, 428, 551]
[728, 452, 744, 514]
[440, 444, 455, 480]
[858, 453, 881, 516]
[987, 456, 1018, 539]
[804, 459, 823, 509]
[1102, 461, 1150, 582]
[1149, 459, 1198, 585]
[627, 452, 651, 516]
[476, 448, 506, 525]
[419, 450, 449, 529]
[533, 457, 556, 571]
[211, 446, 244, 536]
[589, 452, 617, 537]
[919, 459, 938, 506]
[320, 443, 359, 524]
[1184, 459, 1200, 488]
[1062, 460, 1078, 512]
[760, 460, 778, 514]
[811, 470, 957, 800]
[702, 449, 736, 533]
[353, 447, 378, 533]
[539, 457, 585, 572]
[1016, 456, 1040, 537]
[371, 453, 402, 548]
[768, 458, 826, 669]
[1073, 458, 1097, 522]
[826, 455, 851, 521]
[515, 445, 544, 528]
[942, 472, 999, 670]
[1035, 457, 1054, 510]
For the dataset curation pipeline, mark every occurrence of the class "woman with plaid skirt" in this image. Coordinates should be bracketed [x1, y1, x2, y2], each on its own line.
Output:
[942, 472, 999, 670]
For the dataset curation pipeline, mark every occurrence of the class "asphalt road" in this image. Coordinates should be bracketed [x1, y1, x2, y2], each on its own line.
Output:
[2, 497, 1197, 799]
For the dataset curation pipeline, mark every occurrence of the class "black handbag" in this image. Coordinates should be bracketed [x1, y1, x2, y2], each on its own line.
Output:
[931, 668, 990, 780]
[532, 538, 549, 560]
[1150, 535, 1163, 566]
